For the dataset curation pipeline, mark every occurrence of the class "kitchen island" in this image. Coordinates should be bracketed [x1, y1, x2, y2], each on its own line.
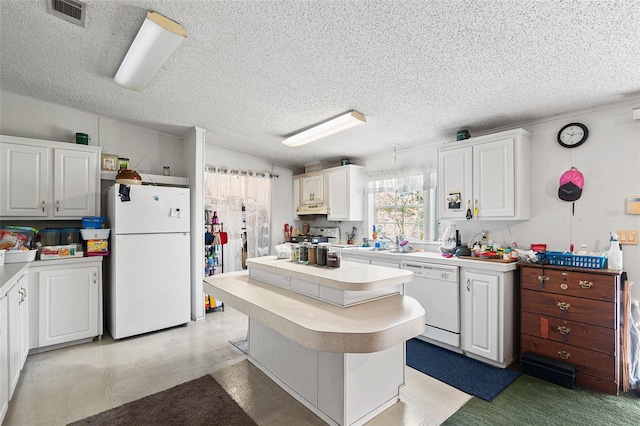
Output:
[203, 257, 424, 426]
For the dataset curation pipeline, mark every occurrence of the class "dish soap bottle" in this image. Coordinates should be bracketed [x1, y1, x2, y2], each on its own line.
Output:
[607, 232, 623, 270]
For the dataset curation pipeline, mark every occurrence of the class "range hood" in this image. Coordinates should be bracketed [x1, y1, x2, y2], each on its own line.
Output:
[296, 203, 329, 215]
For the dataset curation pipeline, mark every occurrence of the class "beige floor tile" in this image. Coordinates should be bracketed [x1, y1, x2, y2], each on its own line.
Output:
[4, 307, 469, 426]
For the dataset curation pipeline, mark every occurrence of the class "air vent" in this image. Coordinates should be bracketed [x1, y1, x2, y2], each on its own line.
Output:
[47, 0, 86, 27]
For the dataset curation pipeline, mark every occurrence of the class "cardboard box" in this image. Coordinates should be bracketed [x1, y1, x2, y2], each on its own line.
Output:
[87, 239, 109, 253]
[40, 245, 81, 259]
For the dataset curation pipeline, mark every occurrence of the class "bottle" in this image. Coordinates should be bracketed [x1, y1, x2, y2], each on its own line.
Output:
[212, 211, 219, 225]
[607, 232, 623, 270]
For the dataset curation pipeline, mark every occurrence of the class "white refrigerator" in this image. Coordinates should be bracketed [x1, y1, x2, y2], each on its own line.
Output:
[106, 184, 191, 339]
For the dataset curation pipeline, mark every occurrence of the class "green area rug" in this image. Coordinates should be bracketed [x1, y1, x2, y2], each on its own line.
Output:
[444, 373, 639, 426]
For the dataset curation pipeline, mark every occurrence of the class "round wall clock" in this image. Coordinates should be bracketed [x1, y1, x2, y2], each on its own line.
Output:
[557, 122, 589, 148]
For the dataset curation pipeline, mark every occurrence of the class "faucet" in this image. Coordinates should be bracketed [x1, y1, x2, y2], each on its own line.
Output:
[377, 236, 400, 251]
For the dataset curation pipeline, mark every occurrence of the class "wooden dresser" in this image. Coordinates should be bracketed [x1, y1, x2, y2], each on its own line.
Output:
[519, 263, 620, 395]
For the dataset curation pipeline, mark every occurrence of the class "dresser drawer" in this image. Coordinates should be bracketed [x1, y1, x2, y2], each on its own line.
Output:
[521, 289, 616, 328]
[521, 335, 616, 382]
[521, 267, 616, 302]
[521, 311, 616, 355]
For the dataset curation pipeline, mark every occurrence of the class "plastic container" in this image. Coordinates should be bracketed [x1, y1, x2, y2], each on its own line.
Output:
[308, 244, 317, 265]
[4, 249, 37, 263]
[60, 228, 80, 244]
[82, 216, 105, 229]
[317, 243, 331, 266]
[290, 243, 300, 262]
[40, 229, 60, 246]
[545, 251, 606, 269]
[80, 228, 111, 240]
[607, 233, 623, 270]
[326, 250, 341, 268]
[298, 242, 309, 264]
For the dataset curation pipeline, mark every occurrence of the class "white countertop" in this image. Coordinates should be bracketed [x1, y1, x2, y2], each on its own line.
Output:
[337, 247, 519, 272]
[204, 270, 425, 353]
[0, 262, 29, 295]
[28, 256, 103, 268]
[247, 256, 413, 290]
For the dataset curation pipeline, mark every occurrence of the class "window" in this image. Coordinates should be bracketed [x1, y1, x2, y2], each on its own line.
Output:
[368, 170, 438, 242]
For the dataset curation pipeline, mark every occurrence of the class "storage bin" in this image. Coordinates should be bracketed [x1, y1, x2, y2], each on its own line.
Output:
[82, 216, 105, 229]
[545, 251, 606, 269]
[80, 228, 110, 240]
[521, 351, 575, 389]
[4, 249, 37, 263]
[40, 229, 60, 246]
[60, 228, 80, 244]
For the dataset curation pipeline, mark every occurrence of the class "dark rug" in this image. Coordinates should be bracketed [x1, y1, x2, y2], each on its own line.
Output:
[229, 337, 248, 354]
[406, 338, 519, 402]
[67, 375, 257, 426]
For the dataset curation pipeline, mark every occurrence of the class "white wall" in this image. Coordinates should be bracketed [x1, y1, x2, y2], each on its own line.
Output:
[0, 91, 185, 177]
[441, 100, 640, 300]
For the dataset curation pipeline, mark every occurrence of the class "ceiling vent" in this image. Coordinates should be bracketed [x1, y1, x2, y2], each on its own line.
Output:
[47, 0, 86, 27]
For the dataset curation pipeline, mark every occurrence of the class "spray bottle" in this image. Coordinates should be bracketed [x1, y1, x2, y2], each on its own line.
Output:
[607, 232, 623, 270]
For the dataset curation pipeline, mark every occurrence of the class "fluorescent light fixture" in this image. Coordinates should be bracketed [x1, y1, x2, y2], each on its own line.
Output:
[114, 12, 187, 91]
[282, 111, 367, 147]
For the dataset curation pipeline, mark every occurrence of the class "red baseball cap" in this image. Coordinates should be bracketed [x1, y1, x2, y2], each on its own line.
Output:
[558, 167, 584, 201]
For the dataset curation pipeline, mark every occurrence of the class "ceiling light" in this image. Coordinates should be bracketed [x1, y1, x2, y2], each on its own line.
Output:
[114, 12, 187, 91]
[282, 111, 367, 147]
[391, 144, 399, 164]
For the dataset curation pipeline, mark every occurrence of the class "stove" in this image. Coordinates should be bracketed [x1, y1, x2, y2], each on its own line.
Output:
[290, 226, 340, 244]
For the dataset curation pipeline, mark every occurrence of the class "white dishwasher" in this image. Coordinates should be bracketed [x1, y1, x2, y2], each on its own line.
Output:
[402, 260, 460, 348]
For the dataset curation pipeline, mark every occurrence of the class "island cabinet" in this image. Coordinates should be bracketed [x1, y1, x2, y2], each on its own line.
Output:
[204, 257, 424, 426]
[27, 257, 103, 351]
[460, 267, 517, 368]
[438, 128, 530, 221]
[519, 264, 620, 395]
[0, 135, 100, 219]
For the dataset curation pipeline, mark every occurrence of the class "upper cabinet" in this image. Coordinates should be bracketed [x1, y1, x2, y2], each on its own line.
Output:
[301, 173, 324, 205]
[438, 128, 530, 221]
[0, 135, 100, 219]
[326, 165, 365, 221]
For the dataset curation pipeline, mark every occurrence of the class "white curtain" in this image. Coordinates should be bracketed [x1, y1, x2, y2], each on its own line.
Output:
[204, 167, 273, 272]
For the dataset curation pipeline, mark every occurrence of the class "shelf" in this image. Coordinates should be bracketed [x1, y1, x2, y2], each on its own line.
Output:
[100, 171, 188, 186]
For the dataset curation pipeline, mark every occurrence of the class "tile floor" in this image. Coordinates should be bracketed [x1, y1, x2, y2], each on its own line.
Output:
[4, 307, 471, 425]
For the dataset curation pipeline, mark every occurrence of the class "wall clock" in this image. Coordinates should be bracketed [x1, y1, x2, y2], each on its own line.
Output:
[557, 122, 589, 148]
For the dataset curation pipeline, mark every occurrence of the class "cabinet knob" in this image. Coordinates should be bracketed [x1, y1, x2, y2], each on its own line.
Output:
[41, 201, 46, 212]
[557, 351, 571, 360]
[557, 301, 570, 313]
[466, 278, 470, 292]
[56, 200, 60, 211]
[579, 280, 593, 289]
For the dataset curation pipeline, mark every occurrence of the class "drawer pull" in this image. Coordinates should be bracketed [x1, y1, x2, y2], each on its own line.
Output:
[560, 283, 568, 290]
[557, 302, 570, 315]
[558, 351, 571, 360]
[579, 280, 593, 289]
[538, 275, 549, 288]
[557, 326, 570, 341]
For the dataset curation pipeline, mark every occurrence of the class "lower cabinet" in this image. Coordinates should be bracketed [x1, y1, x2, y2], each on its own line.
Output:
[460, 268, 516, 368]
[28, 258, 103, 350]
[0, 295, 8, 423]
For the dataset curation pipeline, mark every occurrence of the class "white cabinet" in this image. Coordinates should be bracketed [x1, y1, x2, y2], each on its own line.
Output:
[326, 165, 365, 221]
[293, 177, 300, 220]
[7, 284, 21, 399]
[460, 268, 516, 368]
[18, 275, 28, 370]
[0, 295, 8, 423]
[438, 128, 530, 221]
[301, 174, 324, 205]
[0, 135, 100, 219]
[28, 258, 103, 350]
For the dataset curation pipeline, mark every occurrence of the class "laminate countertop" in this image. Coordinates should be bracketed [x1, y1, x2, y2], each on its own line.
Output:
[203, 270, 425, 353]
[0, 262, 29, 295]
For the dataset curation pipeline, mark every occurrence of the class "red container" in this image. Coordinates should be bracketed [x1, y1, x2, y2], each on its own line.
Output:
[531, 244, 547, 252]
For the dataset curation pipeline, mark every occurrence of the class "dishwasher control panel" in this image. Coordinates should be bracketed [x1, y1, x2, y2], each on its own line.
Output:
[401, 261, 459, 282]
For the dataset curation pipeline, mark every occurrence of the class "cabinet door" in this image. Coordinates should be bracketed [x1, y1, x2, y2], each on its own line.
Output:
[301, 174, 324, 205]
[327, 169, 348, 220]
[18, 275, 28, 368]
[7, 284, 21, 399]
[53, 148, 97, 217]
[0, 142, 50, 217]
[473, 138, 514, 218]
[461, 271, 499, 361]
[438, 146, 472, 220]
[293, 177, 300, 219]
[38, 266, 99, 347]
[0, 296, 8, 422]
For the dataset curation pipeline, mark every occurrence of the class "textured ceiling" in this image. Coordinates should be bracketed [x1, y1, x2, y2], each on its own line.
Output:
[1, 1, 639, 170]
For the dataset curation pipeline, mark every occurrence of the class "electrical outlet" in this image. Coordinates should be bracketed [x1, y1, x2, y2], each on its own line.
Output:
[618, 229, 638, 245]
[481, 230, 489, 241]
